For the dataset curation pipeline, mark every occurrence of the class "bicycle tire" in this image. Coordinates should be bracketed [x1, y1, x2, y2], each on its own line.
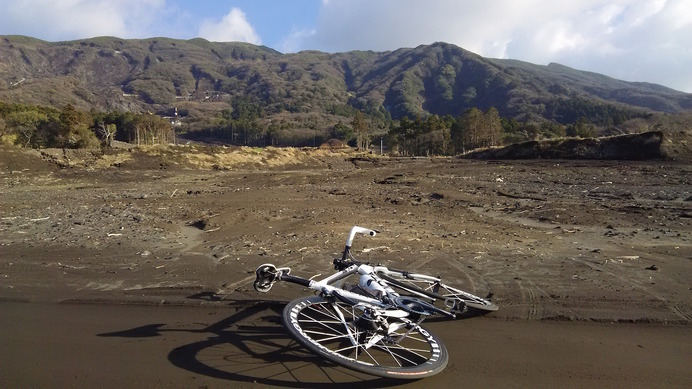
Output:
[378, 272, 499, 312]
[282, 296, 448, 379]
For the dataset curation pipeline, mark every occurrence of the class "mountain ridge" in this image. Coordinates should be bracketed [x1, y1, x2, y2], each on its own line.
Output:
[1, 35, 690, 135]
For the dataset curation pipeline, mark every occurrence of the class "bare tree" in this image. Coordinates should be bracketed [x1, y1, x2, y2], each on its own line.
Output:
[352, 111, 369, 151]
[95, 121, 116, 148]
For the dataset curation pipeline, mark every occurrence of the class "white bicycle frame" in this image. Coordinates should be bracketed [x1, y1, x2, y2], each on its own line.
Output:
[340, 226, 463, 312]
[262, 226, 455, 350]
[276, 261, 413, 317]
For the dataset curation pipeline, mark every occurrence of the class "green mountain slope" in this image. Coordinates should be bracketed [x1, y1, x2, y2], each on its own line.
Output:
[1, 36, 690, 131]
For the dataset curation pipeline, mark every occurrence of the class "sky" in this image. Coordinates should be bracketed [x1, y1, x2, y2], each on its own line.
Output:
[0, 0, 690, 93]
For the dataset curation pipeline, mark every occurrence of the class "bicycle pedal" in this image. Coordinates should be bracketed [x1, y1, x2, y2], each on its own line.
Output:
[253, 264, 277, 293]
[253, 280, 272, 293]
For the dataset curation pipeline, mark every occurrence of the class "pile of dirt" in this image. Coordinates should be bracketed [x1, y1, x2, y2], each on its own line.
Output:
[1, 144, 359, 172]
[0, 147, 56, 174]
[465, 131, 676, 160]
[319, 139, 350, 149]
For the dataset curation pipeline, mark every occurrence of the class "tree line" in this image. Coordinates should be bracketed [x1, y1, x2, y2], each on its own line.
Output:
[0, 102, 175, 148]
[386, 107, 508, 156]
[382, 105, 628, 156]
[0, 99, 651, 155]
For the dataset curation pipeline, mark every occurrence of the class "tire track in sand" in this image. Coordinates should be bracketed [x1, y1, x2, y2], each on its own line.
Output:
[570, 257, 691, 323]
[516, 280, 542, 320]
[671, 304, 692, 322]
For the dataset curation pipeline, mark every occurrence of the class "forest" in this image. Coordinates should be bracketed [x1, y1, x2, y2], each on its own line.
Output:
[1, 98, 678, 157]
[1, 37, 689, 155]
[0, 102, 174, 149]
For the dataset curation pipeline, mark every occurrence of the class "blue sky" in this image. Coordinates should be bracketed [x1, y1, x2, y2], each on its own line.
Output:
[1, 0, 691, 93]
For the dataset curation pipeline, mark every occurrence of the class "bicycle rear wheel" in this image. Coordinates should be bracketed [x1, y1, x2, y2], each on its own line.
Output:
[282, 296, 448, 379]
[378, 272, 499, 312]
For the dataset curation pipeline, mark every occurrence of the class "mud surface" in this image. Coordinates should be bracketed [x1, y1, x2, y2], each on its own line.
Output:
[1, 148, 691, 386]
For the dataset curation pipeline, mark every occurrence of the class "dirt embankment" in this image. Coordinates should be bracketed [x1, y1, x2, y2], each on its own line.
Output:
[4, 130, 688, 175]
[26, 144, 357, 171]
[466, 130, 692, 160]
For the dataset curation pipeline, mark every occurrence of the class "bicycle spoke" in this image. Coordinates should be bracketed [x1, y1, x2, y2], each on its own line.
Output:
[379, 345, 414, 367]
[357, 345, 379, 365]
[376, 342, 434, 356]
[297, 315, 343, 335]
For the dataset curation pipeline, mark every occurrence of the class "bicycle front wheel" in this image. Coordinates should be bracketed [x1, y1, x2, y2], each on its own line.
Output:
[282, 296, 448, 379]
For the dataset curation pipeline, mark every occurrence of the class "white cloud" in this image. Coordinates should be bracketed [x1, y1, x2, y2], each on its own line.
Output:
[197, 8, 261, 44]
[297, 0, 692, 92]
[1, 0, 690, 92]
[0, 0, 166, 40]
[277, 28, 316, 53]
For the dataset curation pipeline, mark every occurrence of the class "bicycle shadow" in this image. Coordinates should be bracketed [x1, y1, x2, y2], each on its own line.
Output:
[98, 297, 405, 387]
[423, 307, 496, 322]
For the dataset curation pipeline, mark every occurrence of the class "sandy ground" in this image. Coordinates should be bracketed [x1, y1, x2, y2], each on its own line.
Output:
[2, 301, 690, 388]
[1, 147, 691, 387]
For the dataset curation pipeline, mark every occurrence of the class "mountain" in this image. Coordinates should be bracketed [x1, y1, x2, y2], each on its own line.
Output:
[1, 35, 691, 133]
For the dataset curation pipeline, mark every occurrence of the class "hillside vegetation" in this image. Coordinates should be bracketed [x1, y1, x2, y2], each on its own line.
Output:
[1, 35, 691, 155]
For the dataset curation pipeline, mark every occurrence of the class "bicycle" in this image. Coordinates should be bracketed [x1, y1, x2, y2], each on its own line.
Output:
[253, 226, 498, 379]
